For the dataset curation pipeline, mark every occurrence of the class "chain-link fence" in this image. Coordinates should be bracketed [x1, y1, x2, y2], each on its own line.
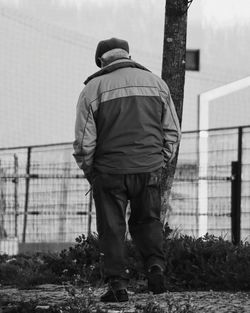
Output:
[0, 126, 249, 254]
[0, 144, 95, 253]
[171, 128, 237, 238]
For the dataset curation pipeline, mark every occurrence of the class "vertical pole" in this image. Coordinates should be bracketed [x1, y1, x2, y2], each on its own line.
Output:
[59, 166, 69, 242]
[14, 154, 19, 238]
[198, 131, 208, 237]
[0, 159, 7, 239]
[231, 161, 240, 245]
[87, 189, 93, 236]
[231, 127, 242, 245]
[237, 127, 242, 244]
[195, 127, 200, 237]
[237, 127, 243, 177]
[196, 97, 200, 237]
[22, 147, 31, 243]
[198, 94, 209, 237]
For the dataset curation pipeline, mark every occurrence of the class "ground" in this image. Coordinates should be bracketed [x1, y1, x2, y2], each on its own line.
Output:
[1, 284, 250, 312]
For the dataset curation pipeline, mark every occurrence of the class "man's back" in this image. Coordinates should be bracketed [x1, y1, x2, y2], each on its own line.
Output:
[76, 60, 179, 174]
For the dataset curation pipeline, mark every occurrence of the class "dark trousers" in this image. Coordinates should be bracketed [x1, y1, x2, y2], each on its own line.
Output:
[92, 169, 165, 281]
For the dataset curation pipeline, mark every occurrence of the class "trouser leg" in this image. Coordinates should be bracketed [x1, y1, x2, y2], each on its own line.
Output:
[93, 173, 129, 283]
[128, 169, 165, 271]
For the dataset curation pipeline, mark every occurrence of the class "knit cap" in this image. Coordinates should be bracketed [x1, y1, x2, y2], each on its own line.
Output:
[95, 37, 129, 68]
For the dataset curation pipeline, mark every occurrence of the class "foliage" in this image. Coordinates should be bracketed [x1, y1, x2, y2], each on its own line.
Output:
[1, 229, 250, 291]
[163, 232, 250, 291]
[0, 253, 59, 288]
[43, 233, 144, 285]
[43, 233, 103, 285]
[50, 286, 107, 313]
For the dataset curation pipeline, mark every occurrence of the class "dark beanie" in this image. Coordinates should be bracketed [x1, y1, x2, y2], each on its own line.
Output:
[95, 37, 129, 68]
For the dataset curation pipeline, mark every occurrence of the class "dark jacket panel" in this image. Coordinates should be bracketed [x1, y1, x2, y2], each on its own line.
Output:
[94, 95, 163, 173]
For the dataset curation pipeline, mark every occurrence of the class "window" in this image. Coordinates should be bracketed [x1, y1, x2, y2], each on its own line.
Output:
[186, 49, 200, 71]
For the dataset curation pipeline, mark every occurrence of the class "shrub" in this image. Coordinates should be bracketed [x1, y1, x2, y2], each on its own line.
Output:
[1, 230, 250, 291]
[43, 233, 103, 285]
[0, 253, 60, 288]
[164, 233, 250, 291]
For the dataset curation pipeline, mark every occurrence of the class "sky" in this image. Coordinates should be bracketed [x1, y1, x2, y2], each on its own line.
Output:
[0, 0, 250, 148]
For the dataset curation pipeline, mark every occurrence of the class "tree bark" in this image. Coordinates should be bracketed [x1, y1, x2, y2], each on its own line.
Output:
[161, 0, 188, 223]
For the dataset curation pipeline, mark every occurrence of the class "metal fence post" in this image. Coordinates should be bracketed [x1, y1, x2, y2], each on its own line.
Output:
[13, 154, 19, 238]
[22, 147, 31, 243]
[231, 127, 242, 245]
[231, 161, 241, 245]
[88, 189, 93, 236]
[0, 159, 7, 239]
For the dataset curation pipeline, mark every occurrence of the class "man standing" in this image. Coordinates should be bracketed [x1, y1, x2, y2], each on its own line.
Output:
[73, 38, 181, 302]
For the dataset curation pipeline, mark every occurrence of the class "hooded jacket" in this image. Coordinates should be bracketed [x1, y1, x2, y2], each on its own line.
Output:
[73, 58, 181, 175]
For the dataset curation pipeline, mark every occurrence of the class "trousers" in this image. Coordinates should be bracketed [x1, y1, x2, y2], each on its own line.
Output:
[92, 168, 165, 281]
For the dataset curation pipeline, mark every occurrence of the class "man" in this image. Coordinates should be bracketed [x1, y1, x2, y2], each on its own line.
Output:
[73, 37, 181, 302]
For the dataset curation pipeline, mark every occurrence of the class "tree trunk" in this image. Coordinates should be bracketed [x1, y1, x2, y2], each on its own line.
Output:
[161, 0, 188, 224]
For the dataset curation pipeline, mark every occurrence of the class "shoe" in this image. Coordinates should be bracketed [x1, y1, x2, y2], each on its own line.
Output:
[148, 265, 166, 294]
[100, 288, 129, 303]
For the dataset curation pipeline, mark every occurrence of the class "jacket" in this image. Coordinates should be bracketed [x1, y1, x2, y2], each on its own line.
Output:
[73, 58, 181, 175]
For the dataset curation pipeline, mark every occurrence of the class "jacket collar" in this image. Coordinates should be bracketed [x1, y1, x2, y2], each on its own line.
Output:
[84, 59, 150, 85]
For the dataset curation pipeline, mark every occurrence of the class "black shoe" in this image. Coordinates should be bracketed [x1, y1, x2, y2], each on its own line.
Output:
[100, 288, 129, 303]
[148, 265, 166, 294]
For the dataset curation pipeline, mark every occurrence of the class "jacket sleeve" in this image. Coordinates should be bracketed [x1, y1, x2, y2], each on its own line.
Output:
[160, 87, 181, 165]
[73, 90, 96, 175]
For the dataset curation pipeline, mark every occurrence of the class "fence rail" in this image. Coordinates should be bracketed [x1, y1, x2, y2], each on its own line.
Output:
[0, 125, 250, 254]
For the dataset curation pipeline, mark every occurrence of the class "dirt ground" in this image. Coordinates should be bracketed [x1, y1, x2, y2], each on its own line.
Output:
[0, 284, 250, 312]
